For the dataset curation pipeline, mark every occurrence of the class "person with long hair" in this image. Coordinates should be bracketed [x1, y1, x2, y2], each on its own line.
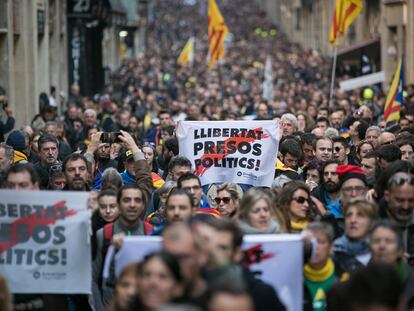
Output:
[213, 183, 241, 219]
[128, 252, 184, 310]
[354, 140, 374, 164]
[142, 143, 165, 189]
[333, 198, 377, 275]
[277, 181, 315, 233]
[236, 188, 280, 234]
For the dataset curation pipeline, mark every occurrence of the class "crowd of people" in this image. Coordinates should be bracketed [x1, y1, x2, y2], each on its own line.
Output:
[1, 0, 414, 310]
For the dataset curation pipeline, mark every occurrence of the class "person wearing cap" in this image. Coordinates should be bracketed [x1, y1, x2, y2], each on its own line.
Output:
[337, 165, 368, 207]
[120, 148, 165, 189]
[6, 129, 28, 163]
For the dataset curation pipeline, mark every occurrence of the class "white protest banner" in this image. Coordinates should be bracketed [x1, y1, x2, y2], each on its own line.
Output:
[115, 234, 302, 311]
[0, 190, 91, 294]
[110, 236, 162, 278]
[177, 121, 280, 187]
[243, 234, 303, 311]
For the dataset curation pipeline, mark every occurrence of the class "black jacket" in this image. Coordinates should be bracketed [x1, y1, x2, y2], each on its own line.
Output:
[0, 115, 15, 142]
[242, 268, 286, 311]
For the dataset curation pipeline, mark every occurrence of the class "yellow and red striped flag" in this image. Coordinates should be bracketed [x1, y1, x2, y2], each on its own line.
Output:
[384, 59, 403, 123]
[208, 0, 228, 67]
[177, 37, 194, 65]
[329, 0, 363, 46]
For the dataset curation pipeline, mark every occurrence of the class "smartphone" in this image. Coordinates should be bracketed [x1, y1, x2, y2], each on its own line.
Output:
[101, 132, 122, 144]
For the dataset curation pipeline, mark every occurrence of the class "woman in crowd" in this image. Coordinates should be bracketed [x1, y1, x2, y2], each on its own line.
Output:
[333, 198, 377, 275]
[236, 187, 280, 234]
[354, 140, 374, 164]
[107, 263, 140, 311]
[369, 221, 414, 309]
[142, 143, 165, 189]
[142, 143, 160, 174]
[129, 252, 184, 310]
[277, 181, 315, 233]
[213, 183, 241, 219]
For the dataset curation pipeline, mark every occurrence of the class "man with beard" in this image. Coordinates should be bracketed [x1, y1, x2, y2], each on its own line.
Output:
[380, 171, 414, 253]
[311, 160, 341, 217]
[63, 153, 91, 191]
[34, 134, 61, 189]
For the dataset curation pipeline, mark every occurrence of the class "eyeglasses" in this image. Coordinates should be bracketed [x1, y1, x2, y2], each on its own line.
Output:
[214, 197, 232, 204]
[292, 196, 310, 204]
[341, 186, 366, 194]
[388, 176, 414, 187]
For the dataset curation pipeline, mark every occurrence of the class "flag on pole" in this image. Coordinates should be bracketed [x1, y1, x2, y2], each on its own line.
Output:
[208, 0, 228, 67]
[383, 59, 403, 123]
[329, 0, 363, 45]
[262, 56, 274, 101]
[177, 37, 194, 65]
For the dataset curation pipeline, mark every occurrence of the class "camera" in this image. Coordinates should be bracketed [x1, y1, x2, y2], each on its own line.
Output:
[101, 132, 122, 144]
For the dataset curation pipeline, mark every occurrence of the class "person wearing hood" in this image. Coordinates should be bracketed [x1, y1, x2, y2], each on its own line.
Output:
[6, 130, 28, 163]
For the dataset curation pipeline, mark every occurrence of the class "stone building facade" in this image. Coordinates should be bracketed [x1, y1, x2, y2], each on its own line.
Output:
[258, 0, 413, 87]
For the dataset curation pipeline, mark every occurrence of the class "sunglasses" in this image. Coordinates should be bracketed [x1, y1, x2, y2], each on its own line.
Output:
[292, 196, 310, 204]
[334, 146, 342, 153]
[388, 176, 414, 187]
[214, 197, 232, 204]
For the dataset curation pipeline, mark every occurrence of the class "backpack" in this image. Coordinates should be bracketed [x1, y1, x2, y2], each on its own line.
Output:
[99, 222, 153, 288]
[101, 221, 153, 259]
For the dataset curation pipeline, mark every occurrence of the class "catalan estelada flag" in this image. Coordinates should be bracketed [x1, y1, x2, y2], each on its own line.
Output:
[208, 0, 228, 67]
[384, 59, 403, 123]
[177, 37, 194, 66]
[329, 0, 363, 45]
